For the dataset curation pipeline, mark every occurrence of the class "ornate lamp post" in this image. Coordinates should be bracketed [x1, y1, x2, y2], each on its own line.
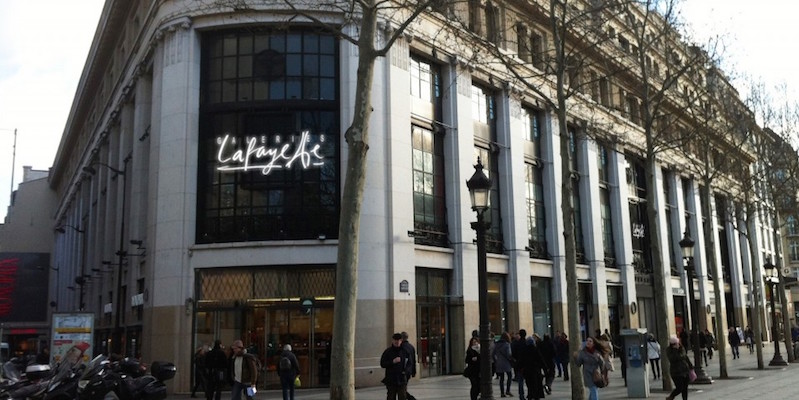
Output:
[466, 158, 494, 400]
[679, 231, 712, 383]
[763, 259, 788, 366]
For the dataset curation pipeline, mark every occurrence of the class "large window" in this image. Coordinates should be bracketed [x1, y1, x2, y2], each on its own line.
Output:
[598, 145, 615, 265]
[531, 278, 552, 337]
[473, 84, 503, 253]
[410, 56, 446, 246]
[525, 163, 547, 259]
[412, 126, 447, 246]
[197, 29, 340, 243]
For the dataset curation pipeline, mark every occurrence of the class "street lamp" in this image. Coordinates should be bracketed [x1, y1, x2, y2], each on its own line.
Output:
[466, 158, 494, 400]
[763, 259, 788, 366]
[84, 161, 128, 356]
[678, 230, 712, 384]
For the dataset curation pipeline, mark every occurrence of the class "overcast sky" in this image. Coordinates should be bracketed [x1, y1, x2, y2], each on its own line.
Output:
[0, 0, 796, 221]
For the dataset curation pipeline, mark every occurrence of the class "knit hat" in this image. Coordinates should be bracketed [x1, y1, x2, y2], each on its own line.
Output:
[669, 335, 679, 345]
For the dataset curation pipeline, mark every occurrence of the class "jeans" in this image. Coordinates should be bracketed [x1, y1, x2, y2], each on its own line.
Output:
[731, 345, 740, 359]
[280, 373, 296, 400]
[230, 382, 254, 400]
[588, 385, 599, 400]
[515, 370, 525, 400]
[498, 371, 512, 395]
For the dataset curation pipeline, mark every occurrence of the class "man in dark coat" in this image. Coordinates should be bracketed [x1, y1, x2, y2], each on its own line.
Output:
[380, 333, 413, 400]
[556, 333, 570, 381]
[400, 332, 417, 400]
[521, 336, 546, 400]
[205, 340, 227, 400]
[511, 330, 528, 400]
[728, 327, 741, 359]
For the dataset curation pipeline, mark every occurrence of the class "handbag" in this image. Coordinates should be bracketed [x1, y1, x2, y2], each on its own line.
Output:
[688, 368, 697, 382]
[294, 376, 301, 388]
[592, 367, 607, 388]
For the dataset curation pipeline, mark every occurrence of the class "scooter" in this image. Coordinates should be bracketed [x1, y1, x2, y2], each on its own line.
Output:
[76, 356, 175, 400]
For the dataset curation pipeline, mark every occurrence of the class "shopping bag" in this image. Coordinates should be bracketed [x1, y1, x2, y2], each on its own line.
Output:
[688, 368, 697, 382]
[294, 376, 302, 388]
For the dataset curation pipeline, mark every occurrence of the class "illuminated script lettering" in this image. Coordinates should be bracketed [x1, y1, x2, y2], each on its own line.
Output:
[0, 258, 18, 317]
[216, 131, 325, 175]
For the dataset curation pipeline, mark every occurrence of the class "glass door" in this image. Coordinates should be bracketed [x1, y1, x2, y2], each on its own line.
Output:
[417, 303, 446, 377]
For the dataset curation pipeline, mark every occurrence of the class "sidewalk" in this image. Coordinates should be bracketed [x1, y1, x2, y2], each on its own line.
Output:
[176, 345, 796, 399]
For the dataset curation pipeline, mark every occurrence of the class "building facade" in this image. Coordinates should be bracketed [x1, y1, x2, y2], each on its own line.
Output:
[0, 167, 56, 358]
[49, 0, 791, 391]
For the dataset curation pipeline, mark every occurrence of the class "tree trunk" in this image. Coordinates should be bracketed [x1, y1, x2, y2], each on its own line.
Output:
[699, 183, 728, 378]
[329, 4, 378, 399]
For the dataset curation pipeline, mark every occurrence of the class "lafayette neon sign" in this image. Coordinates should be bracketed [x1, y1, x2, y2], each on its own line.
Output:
[216, 130, 325, 175]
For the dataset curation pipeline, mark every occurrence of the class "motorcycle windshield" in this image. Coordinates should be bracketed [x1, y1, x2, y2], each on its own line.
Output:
[2, 361, 21, 381]
[80, 354, 109, 380]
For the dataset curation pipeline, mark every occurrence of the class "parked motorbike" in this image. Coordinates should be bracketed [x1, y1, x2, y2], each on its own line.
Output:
[76, 356, 175, 400]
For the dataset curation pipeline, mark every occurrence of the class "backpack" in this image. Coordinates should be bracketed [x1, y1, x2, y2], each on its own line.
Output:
[279, 355, 292, 371]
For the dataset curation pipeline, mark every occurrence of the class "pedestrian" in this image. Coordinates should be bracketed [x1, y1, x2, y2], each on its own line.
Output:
[205, 340, 227, 400]
[553, 331, 563, 377]
[575, 337, 609, 400]
[521, 335, 546, 400]
[492, 332, 513, 397]
[728, 327, 741, 359]
[278, 344, 300, 400]
[228, 340, 258, 400]
[703, 329, 714, 360]
[381, 333, 413, 400]
[191, 344, 208, 398]
[464, 337, 482, 400]
[665, 335, 692, 400]
[400, 332, 417, 400]
[511, 330, 527, 400]
[646, 334, 661, 379]
[596, 334, 615, 385]
[698, 329, 708, 367]
[744, 326, 754, 354]
[539, 334, 556, 394]
[603, 329, 615, 358]
[557, 333, 570, 381]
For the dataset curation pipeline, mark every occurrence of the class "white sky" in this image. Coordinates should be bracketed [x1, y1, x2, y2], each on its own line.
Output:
[0, 0, 796, 221]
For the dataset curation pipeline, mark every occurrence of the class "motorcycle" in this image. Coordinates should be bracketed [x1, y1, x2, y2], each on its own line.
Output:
[76, 356, 175, 400]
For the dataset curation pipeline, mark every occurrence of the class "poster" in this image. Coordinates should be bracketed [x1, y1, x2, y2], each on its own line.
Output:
[50, 313, 94, 364]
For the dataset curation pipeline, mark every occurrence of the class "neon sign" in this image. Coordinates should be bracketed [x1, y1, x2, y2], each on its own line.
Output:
[216, 130, 325, 175]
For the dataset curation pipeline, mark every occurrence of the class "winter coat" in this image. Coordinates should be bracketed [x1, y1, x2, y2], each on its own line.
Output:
[464, 347, 481, 379]
[539, 337, 556, 372]
[492, 339, 513, 374]
[575, 348, 605, 388]
[666, 344, 692, 378]
[401, 340, 417, 378]
[277, 350, 300, 378]
[228, 352, 258, 385]
[646, 340, 661, 360]
[728, 330, 741, 346]
[510, 337, 527, 371]
[380, 344, 412, 386]
[520, 338, 546, 399]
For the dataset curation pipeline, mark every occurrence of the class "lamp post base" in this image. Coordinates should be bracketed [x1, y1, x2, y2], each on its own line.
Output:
[691, 364, 713, 384]
[769, 353, 788, 366]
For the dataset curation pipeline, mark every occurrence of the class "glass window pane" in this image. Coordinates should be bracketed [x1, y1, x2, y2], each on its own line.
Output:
[287, 34, 302, 52]
[320, 78, 335, 100]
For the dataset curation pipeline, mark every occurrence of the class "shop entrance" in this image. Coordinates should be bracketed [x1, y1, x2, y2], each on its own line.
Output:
[194, 266, 335, 389]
